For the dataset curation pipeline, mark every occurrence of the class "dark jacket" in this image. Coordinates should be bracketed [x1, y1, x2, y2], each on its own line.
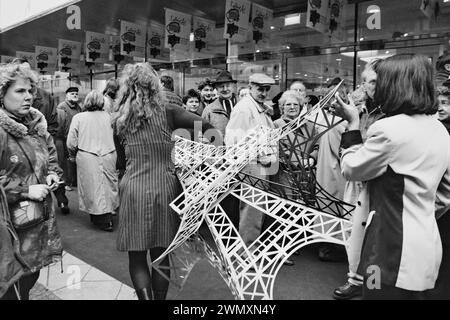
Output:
[33, 88, 58, 137]
[56, 101, 81, 140]
[0, 108, 63, 282]
[201, 96, 236, 139]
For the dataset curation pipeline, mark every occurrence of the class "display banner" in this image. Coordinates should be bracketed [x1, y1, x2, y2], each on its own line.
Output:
[223, 0, 251, 43]
[0, 56, 16, 64]
[85, 31, 109, 63]
[420, 0, 437, 19]
[164, 8, 191, 51]
[192, 16, 216, 52]
[57, 39, 81, 73]
[35, 46, 58, 74]
[16, 51, 36, 67]
[327, 0, 346, 41]
[111, 35, 122, 63]
[120, 20, 146, 58]
[306, 0, 330, 35]
[251, 3, 273, 44]
[147, 21, 167, 60]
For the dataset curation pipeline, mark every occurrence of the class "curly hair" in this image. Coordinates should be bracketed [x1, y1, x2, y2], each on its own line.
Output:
[112, 63, 165, 136]
[182, 89, 201, 105]
[0, 62, 38, 104]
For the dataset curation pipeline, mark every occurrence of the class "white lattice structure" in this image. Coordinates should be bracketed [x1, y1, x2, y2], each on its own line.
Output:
[153, 82, 354, 300]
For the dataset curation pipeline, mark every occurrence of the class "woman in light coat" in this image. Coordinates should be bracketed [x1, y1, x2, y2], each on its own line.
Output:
[67, 91, 119, 231]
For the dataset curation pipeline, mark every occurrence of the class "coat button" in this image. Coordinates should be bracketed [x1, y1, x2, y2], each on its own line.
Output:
[357, 201, 362, 206]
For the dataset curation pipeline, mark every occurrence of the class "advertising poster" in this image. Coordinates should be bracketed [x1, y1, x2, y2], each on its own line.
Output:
[223, 0, 251, 43]
[0, 56, 16, 64]
[120, 20, 146, 58]
[35, 46, 58, 74]
[147, 21, 169, 60]
[16, 51, 36, 67]
[251, 3, 273, 45]
[57, 39, 81, 73]
[327, 0, 346, 40]
[165, 8, 192, 51]
[306, 0, 329, 35]
[85, 31, 109, 63]
[192, 16, 216, 52]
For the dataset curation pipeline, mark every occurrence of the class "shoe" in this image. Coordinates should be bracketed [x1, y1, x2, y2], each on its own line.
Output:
[318, 244, 347, 262]
[60, 203, 70, 215]
[333, 281, 362, 300]
[65, 186, 73, 191]
[97, 222, 113, 232]
[136, 287, 153, 300]
[284, 259, 295, 266]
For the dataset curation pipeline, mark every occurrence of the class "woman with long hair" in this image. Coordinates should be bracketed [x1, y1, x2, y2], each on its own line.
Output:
[112, 63, 214, 300]
[333, 54, 450, 299]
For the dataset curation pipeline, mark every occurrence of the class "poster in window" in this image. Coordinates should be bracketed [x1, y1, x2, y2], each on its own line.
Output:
[120, 20, 146, 58]
[147, 21, 170, 61]
[16, 51, 36, 68]
[1, 56, 16, 64]
[223, 0, 251, 43]
[35, 46, 58, 75]
[192, 16, 216, 53]
[165, 8, 192, 51]
[85, 31, 109, 63]
[306, 0, 329, 35]
[251, 3, 273, 46]
[57, 39, 81, 73]
[327, 0, 346, 41]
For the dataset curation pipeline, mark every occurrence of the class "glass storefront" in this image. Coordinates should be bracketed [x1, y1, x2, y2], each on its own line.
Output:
[2, 0, 449, 99]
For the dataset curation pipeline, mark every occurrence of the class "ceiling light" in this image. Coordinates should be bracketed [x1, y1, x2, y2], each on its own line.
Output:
[304, 74, 308, 77]
[360, 37, 365, 41]
[256, 49, 260, 53]
[286, 46, 290, 50]
[190, 32, 194, 42]
[284, 13, 300, 26]
[270, 26, 275, 30]
[403, 33, 408, 37]
[336, 58, 342, 62]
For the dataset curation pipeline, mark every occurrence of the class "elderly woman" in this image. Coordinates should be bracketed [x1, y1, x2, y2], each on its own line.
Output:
[67, 91, 118, 232]
[112, 63, 214, 300]
[334, 54, 450, 299]
[0, 62, 63, 300]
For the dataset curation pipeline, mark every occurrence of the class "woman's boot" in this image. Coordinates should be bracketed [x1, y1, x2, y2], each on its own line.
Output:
[136, 287, 153, 300]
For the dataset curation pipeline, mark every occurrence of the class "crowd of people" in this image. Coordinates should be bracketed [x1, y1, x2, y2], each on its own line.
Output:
[0, 51, 450, 301]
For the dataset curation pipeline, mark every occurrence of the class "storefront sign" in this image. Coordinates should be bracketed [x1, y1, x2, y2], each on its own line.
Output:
[223, 0, 251, 43]
[366, 5, 381, 30]
[251, 3, 273, 45]
[58, 39, 81, 73]
[165, 8, 192, 51]
[192, 16, 216, 52]
[66, 4, 81, 30]
[16, 51, 36, 67]
[34, 46, 57, 75]
[120, 20, 146, 58]
[0, 56, 15, 64]
[85, 31, 109, 63]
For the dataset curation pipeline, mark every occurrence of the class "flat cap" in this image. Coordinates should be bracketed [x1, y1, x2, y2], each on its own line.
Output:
[249, 73, 275, 85]
[66, 87, 79, 94]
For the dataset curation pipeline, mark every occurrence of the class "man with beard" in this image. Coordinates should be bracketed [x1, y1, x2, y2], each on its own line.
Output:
[57, 87, 82, 192]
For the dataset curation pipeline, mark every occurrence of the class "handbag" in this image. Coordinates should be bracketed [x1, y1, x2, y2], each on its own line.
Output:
[8, 135, 50, 231]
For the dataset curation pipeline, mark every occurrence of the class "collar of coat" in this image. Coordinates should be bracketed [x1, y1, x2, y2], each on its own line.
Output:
[0, 107, 47, 138]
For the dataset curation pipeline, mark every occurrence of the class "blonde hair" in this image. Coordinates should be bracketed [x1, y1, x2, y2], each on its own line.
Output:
[112, 63, 165, 136]
[83, 90, 105, 111]
[0, 62, 38, 103]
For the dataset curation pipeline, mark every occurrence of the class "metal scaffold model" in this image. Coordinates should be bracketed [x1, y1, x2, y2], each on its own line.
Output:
[153, 81, 355, 300]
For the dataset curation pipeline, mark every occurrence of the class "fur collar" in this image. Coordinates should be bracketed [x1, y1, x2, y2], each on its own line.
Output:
[0, 107, 48, 138]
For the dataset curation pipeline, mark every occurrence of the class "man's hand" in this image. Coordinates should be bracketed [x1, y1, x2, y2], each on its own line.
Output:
[28, 185, 50, 202]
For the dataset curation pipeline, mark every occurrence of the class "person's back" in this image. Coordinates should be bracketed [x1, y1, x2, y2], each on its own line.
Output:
[71, 111, 115, 156]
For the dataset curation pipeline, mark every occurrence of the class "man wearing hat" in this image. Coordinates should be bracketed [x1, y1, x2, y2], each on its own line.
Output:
[56, 87, 82, 192]
[201, 70, 238, 138]
[224, 73, 287, 259]
[201, 70, 240, 229]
